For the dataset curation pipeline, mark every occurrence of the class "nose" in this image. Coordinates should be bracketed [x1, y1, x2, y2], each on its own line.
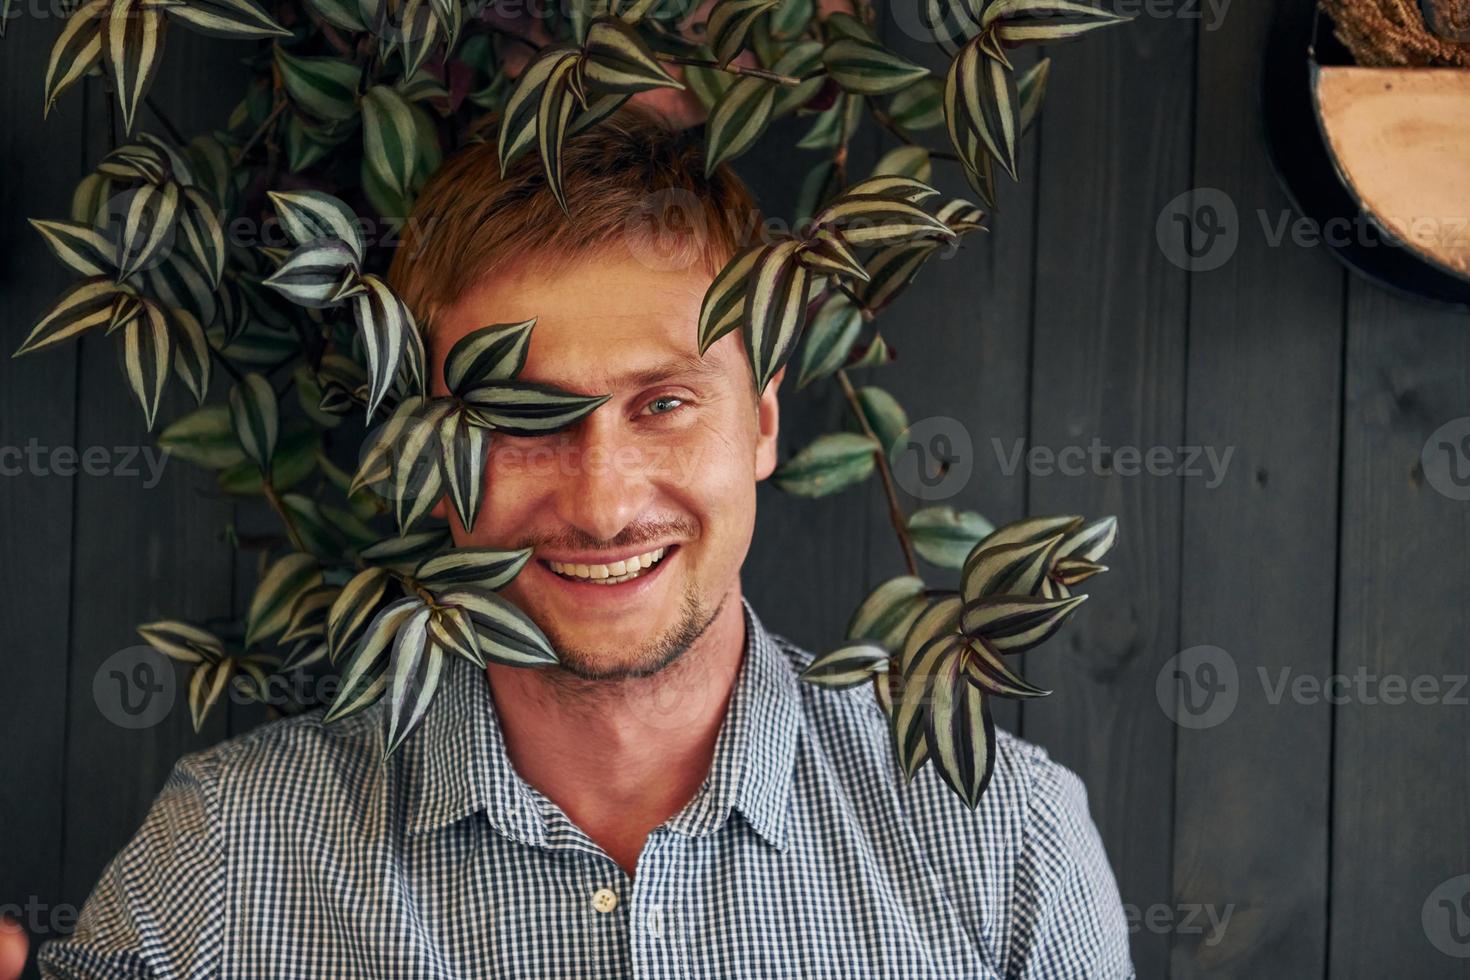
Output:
[551, 411, 656, 544]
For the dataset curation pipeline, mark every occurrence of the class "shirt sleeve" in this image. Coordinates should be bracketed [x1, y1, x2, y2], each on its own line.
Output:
[37, 751, 225, 980]
[1006, 753, 1134, 979]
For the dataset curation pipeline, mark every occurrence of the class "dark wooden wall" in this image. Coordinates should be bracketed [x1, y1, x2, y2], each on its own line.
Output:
[3, 1, 1468, 977]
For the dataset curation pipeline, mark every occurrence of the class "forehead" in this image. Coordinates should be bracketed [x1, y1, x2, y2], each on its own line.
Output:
[431, 254, 739, 392]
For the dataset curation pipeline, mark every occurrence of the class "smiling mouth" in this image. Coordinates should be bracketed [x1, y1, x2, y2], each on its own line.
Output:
[542, 546, 674, 585]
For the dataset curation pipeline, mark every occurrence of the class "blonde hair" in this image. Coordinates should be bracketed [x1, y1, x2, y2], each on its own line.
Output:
[388, 103, 765, 341]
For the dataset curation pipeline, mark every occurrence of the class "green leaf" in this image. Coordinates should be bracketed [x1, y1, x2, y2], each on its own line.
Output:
[101, 0, 167, 134]
[229, 372, 278, 472]
[217, 423, 319, 494]
[349, 273, 421, 419]
[704, 75, 776, 174]
[115, 180, 182, 281]
[280, 583, 340, 643]
[14, 279, 129, 356]
[362, 84, 421, 199]
[771, 431, 878, 497]
[795, 293, 862, 389]
[582, 15, 684, 91]
[1017, 56, 1050, 134]
[274, 46, 360, 123]
[245, 552, 323, 647]
[264, 240, 361, 308]
[697, 243, 762, 355]
[771, 39, 825, 117]
[908, 506, 995, 569]
[888, 77, 944, 131]
[438, 409, 491, 530]
[461, 380, 611, 436]
[44, 0, 108, 117]
[873, 145, 932, 182]
[849, 385, 908, 460]
[498, 45, 581, 176]
[381, 604, 443, 755]
[436, 587, 559, 667]
[188, 658, 233, 732]
[157, 404, 247, 468]
[822, 37, 928, 95]
[963, 640, 1051, 698]
[327, 567, 393, 663]
[535, 55, 581, 213]
[166, 304, 211, 406]
[962, 532, 1063, 601]
[799, 643, 889, 689]
[165, 0, 289, 39]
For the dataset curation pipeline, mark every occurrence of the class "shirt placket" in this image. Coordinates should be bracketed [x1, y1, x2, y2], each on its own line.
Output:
[628, 827, 687, 980]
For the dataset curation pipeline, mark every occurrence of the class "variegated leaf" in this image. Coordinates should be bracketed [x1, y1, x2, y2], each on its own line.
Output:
[443, 319, 536, 395]
[976, 514, 1082, 551]
[981, 0, 1129, 44]
[280, 582, 340, 643]
[962, 533, 1064, 602]
[926, 655, 995, 808]
[136, 619, 224, 663]
[166, 304, 211, 405]
[44, 0, 108, 117]
[388, 398, 453, 534]
[165, 0, 289, 39]
[498, 45, 581, 176]
[244, 552, 322, 647]
[846, 574, 928, 650]
[901, 594, 963, 668]
[795, 229, 868, 283]
[121, 300, 172, 430]
[274, 47, 360, 123]
[460, 381, 610, 436]
[326, 566, 392, 662]
[742, 238, 810, 395]
[582, 16, 683, 92]
[771, 39, 826, 117]
[1017, 56, 1050, 133]
[436, 587, 559, 667]
[267, 190, 367, 262]
[705, 0, 777, 67]
[960, 593, 1087, 653]
[438, 408, 492, 531]
[383, 604, 443, 755]
[414, 547, 532, 591]
[535, 55, 580, 213]
[799, 643, 890, 689]
[822, 36, 928, 95]
[178, 186, 225, 287]
[892, 631, 957, 779]
[115, 179, 181, 281]
[1056, 514, 1117, 562]
[102, 0, 167, 135]
[795, 293, 862, 389]
[156, 404, 246, 469]
[856, 243, 936, 312]
[29, 219, 115, 277]
[704, 75, 776, 174]
[697, 243, 762, 355]
[812, 194, 955, 248]
[188, 657, 233, 732]
[963, 639, 1051, 698]
[228, 372, 278, 472]
[325, 596, 423, 722]
[350, 273, 420, 419]
[263, 239, 361, 308]
[771, 431, 877, 497]
[362, 84, 420, 199]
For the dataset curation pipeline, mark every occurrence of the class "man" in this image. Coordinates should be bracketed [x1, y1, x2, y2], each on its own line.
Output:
[36, 107, 1133, 978]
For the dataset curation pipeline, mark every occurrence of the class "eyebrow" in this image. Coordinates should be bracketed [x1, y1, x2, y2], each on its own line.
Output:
[600, 350, 728, 391]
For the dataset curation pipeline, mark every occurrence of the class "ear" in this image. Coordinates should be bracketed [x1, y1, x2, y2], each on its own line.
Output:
[754, 365, 783, 481]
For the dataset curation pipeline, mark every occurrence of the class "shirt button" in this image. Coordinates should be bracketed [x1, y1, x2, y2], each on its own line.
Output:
[592, 888, 618, 913]
[647, 905, 663, 938]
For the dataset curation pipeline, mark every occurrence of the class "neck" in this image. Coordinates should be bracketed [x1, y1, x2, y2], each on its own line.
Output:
[483, 587, 749, 873]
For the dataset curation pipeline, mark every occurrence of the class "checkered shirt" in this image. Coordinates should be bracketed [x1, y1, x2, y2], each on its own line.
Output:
[39, 595, 1133, 979]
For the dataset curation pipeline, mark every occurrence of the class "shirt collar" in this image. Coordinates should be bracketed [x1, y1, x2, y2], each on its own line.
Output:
[401, 595, 801, 852]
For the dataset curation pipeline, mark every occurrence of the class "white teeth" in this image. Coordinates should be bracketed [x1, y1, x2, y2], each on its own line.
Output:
[548, 547, 668, 584]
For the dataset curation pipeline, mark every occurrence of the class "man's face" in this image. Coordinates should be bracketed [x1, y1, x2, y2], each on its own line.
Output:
[430, 253, 782, 680]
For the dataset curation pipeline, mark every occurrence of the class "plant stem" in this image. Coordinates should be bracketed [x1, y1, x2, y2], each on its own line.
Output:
[864, 98, 962, 162]
[835, 368, 919, 576]
[209, 344, 246, 384]
[654, 52, 803, 86]
[235, 99, 287, 164]
[261, 480, 309, 553]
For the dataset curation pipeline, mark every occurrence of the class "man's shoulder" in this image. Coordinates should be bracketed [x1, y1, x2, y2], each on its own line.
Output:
[766, 629, 1094, 839]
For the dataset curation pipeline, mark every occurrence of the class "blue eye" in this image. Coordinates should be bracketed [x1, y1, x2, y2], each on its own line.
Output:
[645, 396, 684, 416]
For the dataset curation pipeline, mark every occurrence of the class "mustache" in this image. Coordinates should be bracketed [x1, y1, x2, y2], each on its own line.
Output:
[520, 518, 699, 554]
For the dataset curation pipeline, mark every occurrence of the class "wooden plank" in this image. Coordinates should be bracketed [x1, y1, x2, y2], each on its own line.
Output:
[1330, 285, 1470, 977]
[58, 38, 252, 904]
[1170, 0, 1343, 974]
[0, 12, 89, 975]
[1020, 8, 1198, 976]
